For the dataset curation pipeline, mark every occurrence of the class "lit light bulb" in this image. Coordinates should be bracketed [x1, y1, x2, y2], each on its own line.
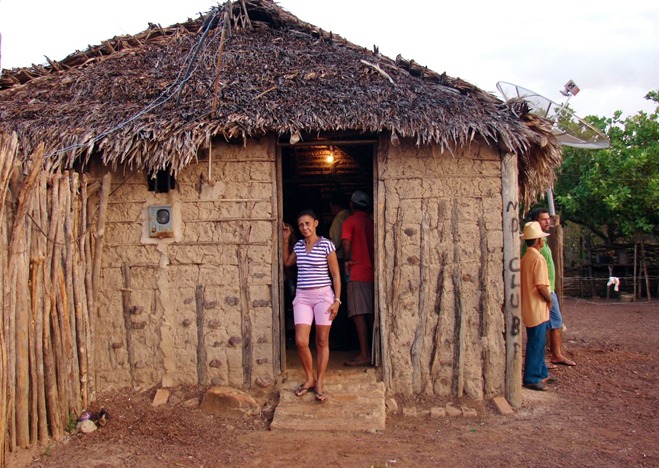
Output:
[326, 154, 334, 163]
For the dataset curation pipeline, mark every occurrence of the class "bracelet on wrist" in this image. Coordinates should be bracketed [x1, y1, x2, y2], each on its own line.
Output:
[334, 298, 341, 304]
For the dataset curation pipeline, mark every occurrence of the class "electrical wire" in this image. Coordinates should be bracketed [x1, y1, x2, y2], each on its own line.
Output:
[40, 6, 224, 165]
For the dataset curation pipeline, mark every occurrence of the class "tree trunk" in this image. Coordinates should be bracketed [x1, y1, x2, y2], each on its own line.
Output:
[633, 240, 638, 299]
[585, 234, 595, 297]
[640, 237, 651, 301]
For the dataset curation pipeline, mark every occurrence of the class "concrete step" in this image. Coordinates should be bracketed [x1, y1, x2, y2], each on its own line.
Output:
[271, 367, 386, 432]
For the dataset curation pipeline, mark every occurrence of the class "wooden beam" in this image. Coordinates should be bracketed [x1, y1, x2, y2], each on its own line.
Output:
[548, 214, 564, 308]
[502, 152, 522, 408]
[278, 139, 378, 148]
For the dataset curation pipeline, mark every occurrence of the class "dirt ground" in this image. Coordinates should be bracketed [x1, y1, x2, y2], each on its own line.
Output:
[8, 297, 658, 467]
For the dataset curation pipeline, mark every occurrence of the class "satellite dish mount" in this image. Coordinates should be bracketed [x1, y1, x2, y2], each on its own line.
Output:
[496, 81, 610, 150]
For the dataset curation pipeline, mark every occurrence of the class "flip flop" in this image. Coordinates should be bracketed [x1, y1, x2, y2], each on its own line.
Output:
[523, 382, 547, 391]
[547, 362, 558, 370]
[551, 358, 576, 367]
[314, 390, 327, 402]
[344, 357, 371, 367]
[295, 384, 314, 397]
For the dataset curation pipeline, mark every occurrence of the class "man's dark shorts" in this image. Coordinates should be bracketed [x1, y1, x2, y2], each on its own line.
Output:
[346, 281, 373, 318]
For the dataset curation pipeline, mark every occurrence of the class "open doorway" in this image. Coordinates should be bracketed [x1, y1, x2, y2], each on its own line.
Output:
[279, 137, 376, 371]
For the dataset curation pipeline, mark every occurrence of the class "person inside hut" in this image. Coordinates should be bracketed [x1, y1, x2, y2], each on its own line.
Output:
[329, 191, 351, 260]
[328, 191, 352, 351]
[341, 190, 375, 367]
[282, 222, 298, 348]
[520, 221, 554, 391]
[283, 210, 341, 402]
[529, 208, 576, 368]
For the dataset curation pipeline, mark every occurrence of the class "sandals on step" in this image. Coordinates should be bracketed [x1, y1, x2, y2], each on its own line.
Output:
[344, 357, 371, 367]
[551, 358, 576, 367]
[295, 384, 314, 397]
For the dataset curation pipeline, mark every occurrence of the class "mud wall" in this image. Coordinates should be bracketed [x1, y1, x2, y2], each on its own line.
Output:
[95, 137, 279, 391]
[378, 139, 506, 399]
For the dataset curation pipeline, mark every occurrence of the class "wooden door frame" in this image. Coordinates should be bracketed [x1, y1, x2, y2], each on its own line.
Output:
[276, 136, 381, 375]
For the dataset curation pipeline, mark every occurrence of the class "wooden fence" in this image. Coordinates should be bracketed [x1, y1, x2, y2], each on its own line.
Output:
[0, 132, 111, 463]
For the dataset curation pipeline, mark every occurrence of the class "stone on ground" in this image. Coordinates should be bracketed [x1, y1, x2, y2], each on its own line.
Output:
[492, 396, 515, 416]
[152, 388, 170, 407]
[201, 386, 260, 418]
[77, 420, 97, 433]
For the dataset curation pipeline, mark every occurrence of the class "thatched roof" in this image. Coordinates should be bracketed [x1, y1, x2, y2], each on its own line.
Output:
[0, 0, 561, 204]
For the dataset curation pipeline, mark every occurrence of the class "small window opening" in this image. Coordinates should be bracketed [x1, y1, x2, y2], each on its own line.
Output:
[148, 168, 176, 193]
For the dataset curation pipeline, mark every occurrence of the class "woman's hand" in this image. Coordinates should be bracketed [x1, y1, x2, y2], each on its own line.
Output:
[326, 251, 341, 318]
[282, 224, 296, 267]
[327, 300, 340, 321]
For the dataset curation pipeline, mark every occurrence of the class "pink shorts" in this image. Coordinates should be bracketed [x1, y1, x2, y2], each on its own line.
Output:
[293, 286, 335, 326]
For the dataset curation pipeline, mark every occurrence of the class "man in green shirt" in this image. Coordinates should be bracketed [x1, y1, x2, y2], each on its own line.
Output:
[529, 208, 576, 367]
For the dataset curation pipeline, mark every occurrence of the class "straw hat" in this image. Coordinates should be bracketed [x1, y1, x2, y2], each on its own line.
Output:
[522, 221, 550, 240]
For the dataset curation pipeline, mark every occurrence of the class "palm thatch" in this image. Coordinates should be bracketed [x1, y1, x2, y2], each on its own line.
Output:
[0, 0, 561, 204]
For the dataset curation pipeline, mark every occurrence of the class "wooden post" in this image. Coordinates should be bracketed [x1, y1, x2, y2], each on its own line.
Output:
[61, 173, 81, 414]
[49, 173, 70, 434]
[195, 285, 207, 385]
[502, 152, 522, 408]
[36, 177, 49, 443]
[9, 145, 44, 448]
[0, 132, 18, 210]
[70, 173, 89, 409]
[91, 173, 111, 317]
[28, 189, 44, 446]
[0, 132, 19, 463]
[43, 174, 63, 441]
[373, 134, 386, 388]
[547, 214, 564, 308]
[81, 175, 96, 401]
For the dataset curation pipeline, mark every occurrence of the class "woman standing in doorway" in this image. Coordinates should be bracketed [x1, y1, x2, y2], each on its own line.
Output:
[283, 210, 341, 402]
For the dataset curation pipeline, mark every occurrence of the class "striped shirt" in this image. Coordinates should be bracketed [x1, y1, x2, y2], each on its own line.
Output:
[293, 237, 335, 289]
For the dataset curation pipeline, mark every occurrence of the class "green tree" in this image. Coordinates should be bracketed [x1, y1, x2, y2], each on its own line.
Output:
[555, 91, 659, 245]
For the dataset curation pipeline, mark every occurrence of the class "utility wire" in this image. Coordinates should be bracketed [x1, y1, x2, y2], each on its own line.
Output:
[39, 6, 224, 165]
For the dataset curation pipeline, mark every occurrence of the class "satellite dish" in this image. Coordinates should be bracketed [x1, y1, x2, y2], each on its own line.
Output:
[496, 81, 610, 149]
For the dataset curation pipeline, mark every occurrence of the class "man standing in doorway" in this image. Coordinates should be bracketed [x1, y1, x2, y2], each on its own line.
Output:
[520, 221, 552, 391]
[329, 192, 351, 261]
[342, 190, 374, 367]
[328, 192, 352, 350]
[530, 207, 577, 368]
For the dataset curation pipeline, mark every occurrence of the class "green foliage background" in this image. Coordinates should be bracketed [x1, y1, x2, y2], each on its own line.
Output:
[554, 91, 659, 246]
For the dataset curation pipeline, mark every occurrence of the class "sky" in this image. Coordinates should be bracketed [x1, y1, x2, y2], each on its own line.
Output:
[0, 0, 657, 119]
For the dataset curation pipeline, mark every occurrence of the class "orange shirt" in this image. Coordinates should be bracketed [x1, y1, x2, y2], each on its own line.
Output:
[520, 247, 550, 327]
